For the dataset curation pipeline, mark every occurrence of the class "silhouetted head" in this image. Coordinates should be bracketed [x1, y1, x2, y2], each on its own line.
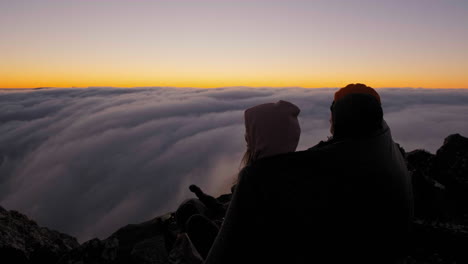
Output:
[330, 83, 383, 139]
[242, 100, 301, 166]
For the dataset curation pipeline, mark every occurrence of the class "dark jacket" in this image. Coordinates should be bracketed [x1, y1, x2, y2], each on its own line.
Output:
[205, 122, 413, 264]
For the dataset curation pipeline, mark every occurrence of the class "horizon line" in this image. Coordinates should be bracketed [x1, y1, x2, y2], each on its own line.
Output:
[1, 86, 468, 90]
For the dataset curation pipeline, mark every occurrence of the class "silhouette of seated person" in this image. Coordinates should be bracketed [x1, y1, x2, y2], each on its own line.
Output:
[189, 184, 227, 221]
[173, 190, 221, 260]
[172, 185, 227, 259]
[173, 100, 301, 261]
[205, 84, 413, 264]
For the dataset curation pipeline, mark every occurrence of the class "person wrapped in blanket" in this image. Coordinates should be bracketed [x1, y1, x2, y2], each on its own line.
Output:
[168, 100, 301, 264]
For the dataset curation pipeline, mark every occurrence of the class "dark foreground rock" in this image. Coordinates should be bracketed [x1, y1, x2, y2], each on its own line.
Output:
[58, 213, 176, 264]
[407, 133, 468, 224]
[0, 206, 79, 264]
[409, 219, 468, 264]
[1, 133, 468, 263]
[403, 133, 468, 263]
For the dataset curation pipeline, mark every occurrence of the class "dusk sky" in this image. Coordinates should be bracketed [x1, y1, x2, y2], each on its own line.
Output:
[1, 0, 468, 88]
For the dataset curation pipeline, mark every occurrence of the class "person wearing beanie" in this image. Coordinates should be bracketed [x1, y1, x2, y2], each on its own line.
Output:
[329, 83, 383, 138]
[307, 83, 414, 263]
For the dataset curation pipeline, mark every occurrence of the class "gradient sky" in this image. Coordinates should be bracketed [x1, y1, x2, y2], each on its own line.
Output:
[1, 0, 467, 88]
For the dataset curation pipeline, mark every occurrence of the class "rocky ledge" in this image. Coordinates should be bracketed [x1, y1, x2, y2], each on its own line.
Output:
[1, 134, 468, 264]
[0, 206, 79, 264]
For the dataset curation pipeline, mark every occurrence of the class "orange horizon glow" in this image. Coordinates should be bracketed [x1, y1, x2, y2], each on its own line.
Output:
[1, 73, 467, 89]
[2, 63, 467, 89]
[2, 83, 468, 89]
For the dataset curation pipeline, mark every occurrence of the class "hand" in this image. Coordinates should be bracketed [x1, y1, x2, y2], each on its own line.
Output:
[189, 184, 202, 195]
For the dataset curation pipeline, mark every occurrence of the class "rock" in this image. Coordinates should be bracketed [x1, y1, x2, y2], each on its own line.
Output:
[130, 236, 168, 264]
[433, 133, 468, 185]
[57, 238, 118, 264]
[405, 134, 468, 222]
[59, 214, 172, 264]
[411, 219, 468, 263]
[0, 206, 79, 264]
[432, 134, 468, 220]
[406, 149, 435, 174]
[407, 150, 445, 219]
[404, 134, 468, 263]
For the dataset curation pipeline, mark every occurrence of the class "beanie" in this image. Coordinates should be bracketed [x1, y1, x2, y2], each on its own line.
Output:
[334, 83, 381, 104]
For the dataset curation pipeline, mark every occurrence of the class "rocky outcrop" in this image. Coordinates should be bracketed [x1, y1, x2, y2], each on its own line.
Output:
[0, 206, 79, 264]
[1, 133, 467, 263]
[58, 213, 176, 264]
[432, 134, 468, 220]
[404, 134, 468, 263]
[407, 133, 468, 224]
[407, 149, 445, 219]
[410, 219, 468, 263]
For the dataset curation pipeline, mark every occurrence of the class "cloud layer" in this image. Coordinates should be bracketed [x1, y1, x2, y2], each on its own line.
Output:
[1, 87, 467, 241]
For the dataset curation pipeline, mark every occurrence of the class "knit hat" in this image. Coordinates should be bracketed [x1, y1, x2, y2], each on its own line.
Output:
[331, 84, 384, 138]
[244, 100, 301, 161]
[334, 83, 381, 104]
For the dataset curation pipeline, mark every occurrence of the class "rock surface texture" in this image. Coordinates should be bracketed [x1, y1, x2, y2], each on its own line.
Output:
[0, 206, 79, 264]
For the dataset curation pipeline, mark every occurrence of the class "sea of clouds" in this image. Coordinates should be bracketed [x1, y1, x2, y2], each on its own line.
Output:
[1, 87, 467, 242]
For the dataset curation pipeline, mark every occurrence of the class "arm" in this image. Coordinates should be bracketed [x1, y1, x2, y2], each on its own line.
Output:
[189, 185, 225, 216]
[204, 167, 258, 264]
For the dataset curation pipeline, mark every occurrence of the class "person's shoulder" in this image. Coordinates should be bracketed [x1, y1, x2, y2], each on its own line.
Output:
[251, 151, 309, 169]
[246, 150, 332, 179]
[307, 138, 348, 154]
[308, 139, 333, 151]
[239, 153, 295, 181]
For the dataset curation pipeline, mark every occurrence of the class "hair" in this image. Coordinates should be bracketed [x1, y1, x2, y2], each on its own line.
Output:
[240, 138, 254, 168]
[233, 142, 252, 190]
[331, 93, 383, 139]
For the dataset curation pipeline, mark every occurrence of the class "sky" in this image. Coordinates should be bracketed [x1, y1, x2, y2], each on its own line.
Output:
[1, 87, 468, 242]
[1, 0, 468, 88]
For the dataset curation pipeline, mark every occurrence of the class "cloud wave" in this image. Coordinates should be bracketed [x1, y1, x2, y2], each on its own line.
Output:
[1, 87, 467, 241]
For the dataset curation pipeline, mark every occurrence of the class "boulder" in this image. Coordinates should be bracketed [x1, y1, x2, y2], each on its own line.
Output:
[407, 150, 445, 219]
[432, 134, 468, 219]
[0, 206, 79, 264]
[58, 213, 174, 264]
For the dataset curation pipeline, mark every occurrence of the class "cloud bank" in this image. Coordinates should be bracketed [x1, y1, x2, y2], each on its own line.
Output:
[1, 87, 467, 241]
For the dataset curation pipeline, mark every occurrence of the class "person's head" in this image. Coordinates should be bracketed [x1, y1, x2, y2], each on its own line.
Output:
[242, 100, 301, 166]
[330, 83, 383, 139]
